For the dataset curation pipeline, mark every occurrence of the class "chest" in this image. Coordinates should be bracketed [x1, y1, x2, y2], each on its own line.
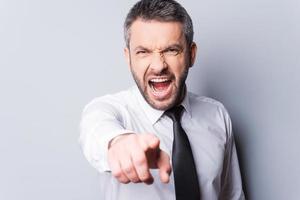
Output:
[122, 109, 226, 183]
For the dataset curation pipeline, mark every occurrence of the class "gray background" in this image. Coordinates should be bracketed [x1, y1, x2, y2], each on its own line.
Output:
[0, 0, 299, 199]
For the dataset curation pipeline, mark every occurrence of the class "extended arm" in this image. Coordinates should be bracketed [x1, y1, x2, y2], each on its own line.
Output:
[79, 98, 171, 184]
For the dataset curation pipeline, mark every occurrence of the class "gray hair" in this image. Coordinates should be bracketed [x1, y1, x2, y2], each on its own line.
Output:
[124, 0, 194, 48]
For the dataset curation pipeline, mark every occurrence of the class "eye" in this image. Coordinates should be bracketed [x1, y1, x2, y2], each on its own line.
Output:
[136, 50, 145, 54]
[136, 50, 148, 55]
[165, 48, 180, 56]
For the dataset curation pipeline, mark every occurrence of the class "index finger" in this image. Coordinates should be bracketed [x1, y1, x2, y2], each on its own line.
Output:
[130, 145, 154, 184]
[157, 150, 172, 183]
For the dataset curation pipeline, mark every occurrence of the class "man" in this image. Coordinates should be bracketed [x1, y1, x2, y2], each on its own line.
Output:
[79, 0, 245, 199]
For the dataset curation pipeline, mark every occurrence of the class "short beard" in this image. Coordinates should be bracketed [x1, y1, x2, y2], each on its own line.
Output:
[130, 63, 189, 111]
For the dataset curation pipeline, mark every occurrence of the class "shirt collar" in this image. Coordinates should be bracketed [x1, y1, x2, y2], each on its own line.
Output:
[132, 85, 192, 125]
[181, 90, 192, 118]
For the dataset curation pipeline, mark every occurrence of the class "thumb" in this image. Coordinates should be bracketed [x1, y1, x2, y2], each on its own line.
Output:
[138, 134, 160, 151]
[147, 134, 160, 150]
[157, 150, 172, 183]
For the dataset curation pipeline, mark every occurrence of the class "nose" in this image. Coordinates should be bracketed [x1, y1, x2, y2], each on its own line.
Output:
[149, 51, 167, 73]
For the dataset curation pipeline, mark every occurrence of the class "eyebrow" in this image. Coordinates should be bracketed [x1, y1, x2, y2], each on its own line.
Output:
[133, 46, 151, 52]
[133, 43, 184, 52]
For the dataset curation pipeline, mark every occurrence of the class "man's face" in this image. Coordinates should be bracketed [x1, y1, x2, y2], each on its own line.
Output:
[125, 19, 197, 110]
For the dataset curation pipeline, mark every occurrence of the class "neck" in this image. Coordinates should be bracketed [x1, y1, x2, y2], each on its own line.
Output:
[175, 84, 187, 107]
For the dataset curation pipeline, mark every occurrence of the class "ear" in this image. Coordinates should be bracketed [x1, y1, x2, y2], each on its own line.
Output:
[124, 47, 131, 67]
[189, 42, 197, 68]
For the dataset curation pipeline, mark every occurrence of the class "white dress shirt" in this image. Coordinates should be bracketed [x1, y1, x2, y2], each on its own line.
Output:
[79, 85, 245, 200]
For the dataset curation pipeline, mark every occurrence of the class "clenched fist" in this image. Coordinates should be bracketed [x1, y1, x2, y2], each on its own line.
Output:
[108, 133, 171, 184]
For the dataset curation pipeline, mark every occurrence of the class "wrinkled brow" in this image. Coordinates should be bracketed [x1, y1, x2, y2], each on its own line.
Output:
[133, 43, 184, 52]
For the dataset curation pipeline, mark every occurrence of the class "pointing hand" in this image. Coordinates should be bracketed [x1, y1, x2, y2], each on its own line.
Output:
[108, 133, 171, 184]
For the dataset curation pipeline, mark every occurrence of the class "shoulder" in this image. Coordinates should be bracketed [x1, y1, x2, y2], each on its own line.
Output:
[189, 92, 229, 115]
[82, 86, 136, 115]
[188, 92, 232, 135]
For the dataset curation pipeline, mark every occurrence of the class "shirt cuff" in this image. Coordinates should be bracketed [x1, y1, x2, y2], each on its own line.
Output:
[93, 129, 134, 172]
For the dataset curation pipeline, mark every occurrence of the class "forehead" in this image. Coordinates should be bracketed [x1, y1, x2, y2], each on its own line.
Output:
[129, 19, 185, 49]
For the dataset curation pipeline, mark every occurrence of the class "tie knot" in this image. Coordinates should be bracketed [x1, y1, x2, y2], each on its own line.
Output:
[165, 105, 184, 122]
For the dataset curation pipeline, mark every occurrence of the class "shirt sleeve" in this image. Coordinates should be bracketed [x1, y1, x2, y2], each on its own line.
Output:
[79, 97, 133, 173]
[220, 108, 245, 200]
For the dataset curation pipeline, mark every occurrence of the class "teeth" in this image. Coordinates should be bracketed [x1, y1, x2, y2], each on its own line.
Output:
[150, 78, 169, 83]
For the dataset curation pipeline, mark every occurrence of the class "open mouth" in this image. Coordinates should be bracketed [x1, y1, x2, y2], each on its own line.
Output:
[148, 77, 173, 100]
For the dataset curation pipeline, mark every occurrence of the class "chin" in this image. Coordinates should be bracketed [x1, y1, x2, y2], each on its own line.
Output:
[149, 101, 172, 110]
[146, 92, 179, 111]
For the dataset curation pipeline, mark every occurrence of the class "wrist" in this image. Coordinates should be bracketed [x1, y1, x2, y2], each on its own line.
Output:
[108, 133, 134, 149]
